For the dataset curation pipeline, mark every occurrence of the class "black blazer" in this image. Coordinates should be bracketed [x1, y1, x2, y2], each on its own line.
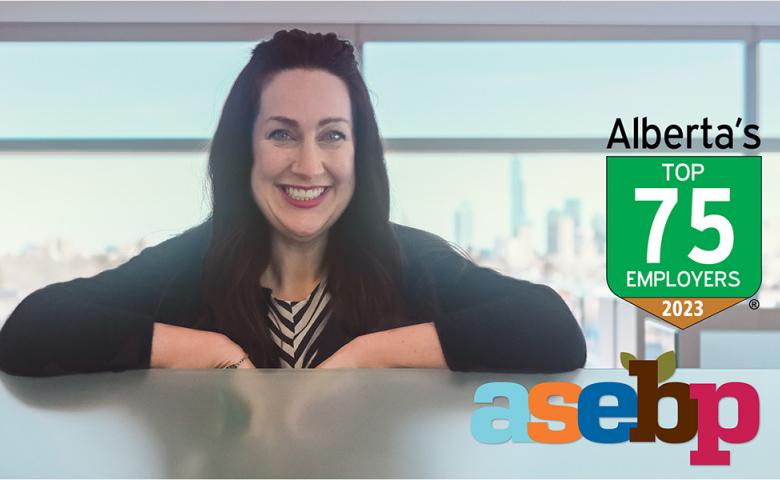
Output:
[0, 220, 586, 376]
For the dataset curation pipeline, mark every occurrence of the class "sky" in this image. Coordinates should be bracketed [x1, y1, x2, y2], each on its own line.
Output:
[0, 40, 778, 254]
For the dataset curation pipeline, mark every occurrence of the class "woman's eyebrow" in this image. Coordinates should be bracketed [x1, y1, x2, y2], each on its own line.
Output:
[318, 117, 351, 127]
[264, 116, 350, 128]
[266, 115, 298, 127]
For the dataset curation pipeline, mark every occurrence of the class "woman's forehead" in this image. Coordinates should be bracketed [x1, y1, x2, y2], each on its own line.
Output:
[259, 69, 352, 124]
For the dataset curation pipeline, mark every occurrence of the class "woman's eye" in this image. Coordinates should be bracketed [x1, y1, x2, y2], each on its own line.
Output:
[268, 129, 293, 141]
[321, 130, 346, 142]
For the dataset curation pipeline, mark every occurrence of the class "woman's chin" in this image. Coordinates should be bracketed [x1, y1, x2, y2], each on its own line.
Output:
[279, 222, 329, 243]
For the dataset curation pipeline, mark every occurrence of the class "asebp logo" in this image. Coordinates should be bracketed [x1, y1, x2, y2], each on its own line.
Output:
[471, 354, 759, 466]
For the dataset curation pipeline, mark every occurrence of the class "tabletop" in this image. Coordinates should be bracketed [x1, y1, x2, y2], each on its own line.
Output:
[0, 368, 778, 478]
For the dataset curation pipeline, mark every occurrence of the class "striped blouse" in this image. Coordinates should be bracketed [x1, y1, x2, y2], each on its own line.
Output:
[265, 280, 332, 368]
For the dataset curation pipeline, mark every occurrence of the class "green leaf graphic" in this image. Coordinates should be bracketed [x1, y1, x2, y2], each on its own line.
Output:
[620, 352, 637, 371]
[657, 351, 677, 383]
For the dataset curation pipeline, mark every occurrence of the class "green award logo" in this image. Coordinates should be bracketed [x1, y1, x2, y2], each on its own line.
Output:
[607, 156, 761, 328]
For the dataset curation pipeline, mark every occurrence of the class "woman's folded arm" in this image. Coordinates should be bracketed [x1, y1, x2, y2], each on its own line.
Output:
[0, 287, 156, 376]
[432, 276, 587, 373]
[0, 222, 210, 376]
[395, 225, 587, 373]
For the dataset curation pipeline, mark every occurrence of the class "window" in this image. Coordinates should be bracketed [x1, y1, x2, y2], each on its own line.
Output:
[0, 152, 210, 255]
[760, 41, 780, 136]
[387, 152, 604, 264]
[364, 42, 744, 138]
[0, 42, 254, 139]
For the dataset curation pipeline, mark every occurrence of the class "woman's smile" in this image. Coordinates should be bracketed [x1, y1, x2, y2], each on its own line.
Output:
[277, 184, 331, 209]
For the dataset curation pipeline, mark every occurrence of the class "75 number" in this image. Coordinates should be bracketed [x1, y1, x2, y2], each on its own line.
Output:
[635, 187, 733, 265]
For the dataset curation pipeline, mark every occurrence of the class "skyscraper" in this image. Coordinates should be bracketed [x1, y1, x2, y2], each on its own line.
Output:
[547, 209, 560, 255]
[547, 208, 576, 258]
[591, 213, 606, 255]
[510, 155, 527, 237]
[454, 202, 475, 249]
[563, 198, 583, 254]
[563, 198, 582, 232]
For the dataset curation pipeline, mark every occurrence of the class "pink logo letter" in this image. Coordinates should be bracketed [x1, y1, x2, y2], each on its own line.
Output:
[689, 382, 760, 466]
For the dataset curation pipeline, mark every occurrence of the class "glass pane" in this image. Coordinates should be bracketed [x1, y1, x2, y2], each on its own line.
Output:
[0, 152, 210, 322]
[364, 42, 744, 138]
[0, 152, 210, 253]
[388, 152, 604, 260]
[0, 42, 254, 139]
[645, 318, 676, 360]
[761, 153, 780, 308]
[760, 42, 780, 136]
[700, 331, 780, 368]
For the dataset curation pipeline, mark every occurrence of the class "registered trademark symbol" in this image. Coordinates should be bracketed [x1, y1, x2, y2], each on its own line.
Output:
[749, 299, 760, 310]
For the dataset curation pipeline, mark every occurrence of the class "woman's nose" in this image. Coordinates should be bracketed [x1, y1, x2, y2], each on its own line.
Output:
[290, 139, 326, 178]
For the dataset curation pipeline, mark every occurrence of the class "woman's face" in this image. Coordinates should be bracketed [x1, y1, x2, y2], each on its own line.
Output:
[251, 68, 355, 243]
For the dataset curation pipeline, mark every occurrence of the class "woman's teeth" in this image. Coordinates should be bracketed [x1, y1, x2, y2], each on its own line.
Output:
[284, 186, 326, 201]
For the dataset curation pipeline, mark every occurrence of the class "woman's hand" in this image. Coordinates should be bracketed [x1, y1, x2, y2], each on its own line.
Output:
[150, 322, 255, 369]
[316, 336, 371, 368]
[316, 323, 447, 369]
[211, 337, 256, 369]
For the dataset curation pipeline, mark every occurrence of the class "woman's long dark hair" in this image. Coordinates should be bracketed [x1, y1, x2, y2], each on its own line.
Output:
[198, 29, 403, 367]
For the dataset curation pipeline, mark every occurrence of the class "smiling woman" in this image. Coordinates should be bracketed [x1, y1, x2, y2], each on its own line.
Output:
[0, 29, 586, 375]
